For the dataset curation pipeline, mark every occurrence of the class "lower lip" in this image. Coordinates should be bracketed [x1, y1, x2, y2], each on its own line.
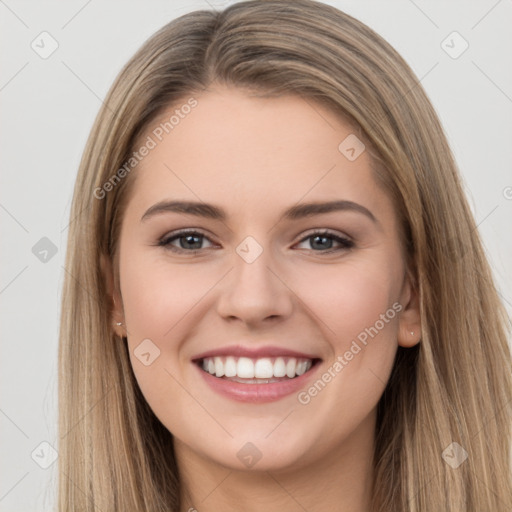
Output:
[194, 362, 321, 403]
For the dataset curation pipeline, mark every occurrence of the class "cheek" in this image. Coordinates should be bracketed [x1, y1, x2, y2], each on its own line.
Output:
[119, 249, 220, 414]
[294, 256, 402, 346]
[120, 249, 213, 339]
[291, 255, 402, 411]
[118, 249, 209, 427]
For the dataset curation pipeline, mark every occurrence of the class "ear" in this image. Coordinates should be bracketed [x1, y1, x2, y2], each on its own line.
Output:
[100, 252, 125, 337]
[397, 270, 421, 348]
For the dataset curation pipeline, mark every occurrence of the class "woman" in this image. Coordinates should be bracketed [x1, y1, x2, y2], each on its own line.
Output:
[58, 1, 512, 510]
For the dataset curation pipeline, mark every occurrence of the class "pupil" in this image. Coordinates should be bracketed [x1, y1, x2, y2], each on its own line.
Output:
[183, 235, 201, 249]
[312, 235, 332, 250]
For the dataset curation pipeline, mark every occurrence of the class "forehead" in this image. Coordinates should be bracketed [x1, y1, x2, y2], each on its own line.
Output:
[126, 86, 389, 220]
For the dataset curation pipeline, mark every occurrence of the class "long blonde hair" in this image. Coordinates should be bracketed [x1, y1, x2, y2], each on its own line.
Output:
[58, 1, 512, 510]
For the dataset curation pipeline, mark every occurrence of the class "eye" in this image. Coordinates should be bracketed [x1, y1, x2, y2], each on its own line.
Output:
[158, 230, 215, 253]
[157, 229, 354, 255]
[295, 230, 354, 253]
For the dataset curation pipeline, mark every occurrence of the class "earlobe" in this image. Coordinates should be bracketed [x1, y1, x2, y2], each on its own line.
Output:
[100, 253, 125, 337]
[397, 272, 421, 348]
[398, 323, 421, 348]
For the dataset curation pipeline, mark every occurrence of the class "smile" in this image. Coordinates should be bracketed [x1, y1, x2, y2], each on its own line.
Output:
[192, 350, 322, 403]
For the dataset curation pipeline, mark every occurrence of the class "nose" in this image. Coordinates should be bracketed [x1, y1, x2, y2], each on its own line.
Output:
[215, 244, 294, 327]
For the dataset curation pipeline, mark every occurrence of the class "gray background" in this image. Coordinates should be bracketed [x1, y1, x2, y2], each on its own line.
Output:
[1, 1, 511, 510]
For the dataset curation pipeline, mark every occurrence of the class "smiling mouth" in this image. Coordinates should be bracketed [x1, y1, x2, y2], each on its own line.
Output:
[195, 356, 321, 384]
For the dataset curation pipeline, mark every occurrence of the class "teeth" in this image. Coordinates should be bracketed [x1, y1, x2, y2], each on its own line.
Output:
[286, 358, 296, 378]
[254, 358, 273, 378]
[214, 357, 224, 377]
[274, 357, 286, 377]
[296, 360, 308, 376]
[224, 356, 237, 377]
[200, 356, 313, 380]
[237, 357, 254, 378]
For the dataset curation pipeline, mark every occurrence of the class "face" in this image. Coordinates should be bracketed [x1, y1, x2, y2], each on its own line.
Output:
[110, 85, 420, 474]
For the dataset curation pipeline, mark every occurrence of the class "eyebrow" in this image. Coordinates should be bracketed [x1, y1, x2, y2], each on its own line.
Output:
[141, 199, 378, 225]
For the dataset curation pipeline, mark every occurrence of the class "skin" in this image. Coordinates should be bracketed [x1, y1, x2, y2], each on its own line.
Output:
[107, 85, 421, 512]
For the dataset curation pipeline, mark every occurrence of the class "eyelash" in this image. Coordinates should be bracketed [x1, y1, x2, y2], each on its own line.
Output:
[157, 229, 354, 255]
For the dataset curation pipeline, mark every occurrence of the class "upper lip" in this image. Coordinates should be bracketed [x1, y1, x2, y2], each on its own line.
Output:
[192, 344, 321, 361]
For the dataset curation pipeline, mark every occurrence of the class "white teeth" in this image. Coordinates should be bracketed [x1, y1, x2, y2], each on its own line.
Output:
[286, 358, 296, 378]
[214, 357, 224, 377]
[224, 356, 237, 377]
[273, 357, 286, 377]
[237, 357, 255, 378]
[254, 358, 274, 378]
[200, 356, 314, 380]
